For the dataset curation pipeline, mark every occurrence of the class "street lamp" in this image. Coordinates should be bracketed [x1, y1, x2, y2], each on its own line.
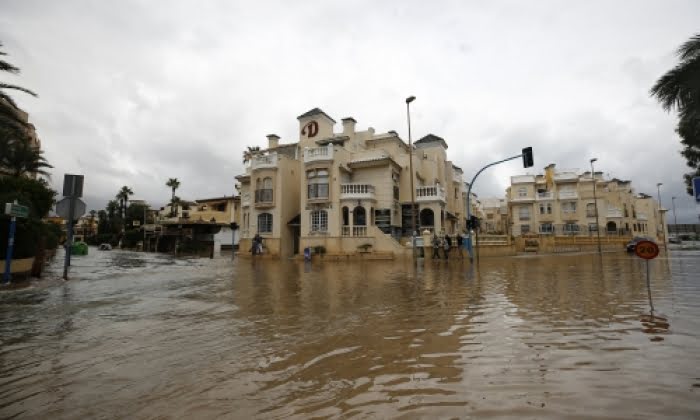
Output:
[406, 95, 417, 259]
[657, 183, 665, 243]
[590, 158, 602, 254]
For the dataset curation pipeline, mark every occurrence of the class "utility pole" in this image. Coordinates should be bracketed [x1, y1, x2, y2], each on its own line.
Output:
[590, 158, 602, 254]
[406, 95, 417, 259]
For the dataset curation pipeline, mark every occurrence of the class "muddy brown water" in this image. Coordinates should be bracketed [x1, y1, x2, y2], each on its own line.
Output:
[1, 249, 699, 419]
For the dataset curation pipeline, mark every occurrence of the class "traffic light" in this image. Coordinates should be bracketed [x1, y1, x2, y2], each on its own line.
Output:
[230, 222, 239, 230]
[522, 147, 534, 168]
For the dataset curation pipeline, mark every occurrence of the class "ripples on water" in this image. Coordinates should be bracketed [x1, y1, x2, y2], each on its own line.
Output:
[1, 248, 699, 419]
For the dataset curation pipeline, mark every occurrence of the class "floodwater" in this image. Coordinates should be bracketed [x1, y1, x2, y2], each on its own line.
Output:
[1, 249, 699, 419]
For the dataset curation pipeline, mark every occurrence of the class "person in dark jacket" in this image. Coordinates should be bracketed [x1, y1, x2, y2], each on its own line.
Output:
[443, 235, 451, 259]
[456, 233, 464, 259]
[432, 234, 441, 259]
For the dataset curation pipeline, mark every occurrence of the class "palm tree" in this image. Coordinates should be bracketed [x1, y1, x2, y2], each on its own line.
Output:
[242, 146, 261, 163]
[0, 132, 52, 177]
[651, 33, 700, 194]
[106, 200, 119, 220]
[166, 178, 180, 216]
[1, 42, 37, 137]
[116, 186, 134, 221]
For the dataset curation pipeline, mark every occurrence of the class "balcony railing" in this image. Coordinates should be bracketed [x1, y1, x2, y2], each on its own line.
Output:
[416, 185, 446, 203]
[536, 192, 554, 200]
[511, 194, 533, 202]
[558, 191, 578, 200]
[637, 212, 648, 221]
[254, 189, 273, 205]
[251, 153, 278, 169]
[304, 145, 333, 163]
[341, 226, 368, 237]
[340, 183, 375, 200]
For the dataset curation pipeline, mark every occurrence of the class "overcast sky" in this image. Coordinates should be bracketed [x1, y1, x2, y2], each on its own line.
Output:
[1, 0, 699, 222]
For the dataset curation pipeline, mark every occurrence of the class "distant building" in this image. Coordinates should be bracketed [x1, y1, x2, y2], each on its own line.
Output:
[507, 164, 666, 241]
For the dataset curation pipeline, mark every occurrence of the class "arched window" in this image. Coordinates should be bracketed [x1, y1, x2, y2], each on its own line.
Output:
[263, 177, 272, 189]
[310, 210, 328, 232]
[419, 208, 434, 227]
[606, 221, 617, 233]
[258, 213, 272, 233]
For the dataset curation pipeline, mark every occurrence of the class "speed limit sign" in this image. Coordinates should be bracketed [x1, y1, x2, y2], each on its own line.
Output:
[635, 240, 660, 260]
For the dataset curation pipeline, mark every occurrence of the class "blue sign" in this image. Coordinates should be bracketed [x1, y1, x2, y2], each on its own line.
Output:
[694, 177, 700, 204]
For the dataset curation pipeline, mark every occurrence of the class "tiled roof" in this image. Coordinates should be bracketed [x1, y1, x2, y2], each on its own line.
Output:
[296, 107, 336, 123]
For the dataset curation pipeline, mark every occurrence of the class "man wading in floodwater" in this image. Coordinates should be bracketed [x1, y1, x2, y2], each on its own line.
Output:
[252, 233, 263, 256]
[432, 234, 441, 259]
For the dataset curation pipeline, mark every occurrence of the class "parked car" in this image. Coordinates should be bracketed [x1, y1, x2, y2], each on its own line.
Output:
[626, 236, 655, 253]
[668, 236, 682, 244]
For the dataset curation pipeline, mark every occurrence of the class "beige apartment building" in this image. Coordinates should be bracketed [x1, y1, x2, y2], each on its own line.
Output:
[235, 108, 469, 258]
[507, 164, 666, 241]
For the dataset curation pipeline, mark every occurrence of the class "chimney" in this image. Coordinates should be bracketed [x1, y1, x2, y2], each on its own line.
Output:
[267, 134, 280, 149]
[341, 117, 356, 135]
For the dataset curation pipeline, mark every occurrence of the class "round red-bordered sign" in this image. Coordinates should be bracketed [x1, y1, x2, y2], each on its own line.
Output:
[634, 240, 659, 260]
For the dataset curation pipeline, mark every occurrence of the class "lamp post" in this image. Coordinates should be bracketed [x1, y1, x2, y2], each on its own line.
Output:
[406, 95, 417, 259]
[590, 158, 602, 254]
[656, 183, 665, 243]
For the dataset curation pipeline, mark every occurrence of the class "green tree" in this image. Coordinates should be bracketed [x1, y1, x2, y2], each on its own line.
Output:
[650, 33, 700, 194]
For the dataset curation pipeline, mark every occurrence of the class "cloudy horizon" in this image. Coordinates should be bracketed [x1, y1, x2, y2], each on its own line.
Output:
[1, 0, 699, 222]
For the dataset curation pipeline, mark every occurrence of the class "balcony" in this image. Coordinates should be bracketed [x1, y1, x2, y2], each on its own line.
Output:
[304, 145, 333, 163]
[536, 192, 554, 200]
[637, 212, 648, 221]
[607, 208, 623, 218]
[251, 153, 278, 170]
[511, 175, 535, 184]
[553, 171, 578, 182]
[558, 191, 578, 200]
[511, 195, 534, 203]
[416, 185, 446, 203]
[254, 189, 274, 207]
[340, 183, 375, 201]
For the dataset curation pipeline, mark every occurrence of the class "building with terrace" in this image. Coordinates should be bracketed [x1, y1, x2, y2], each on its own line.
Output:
[234, 108, 469, 258]
[507, 164, 666, 242]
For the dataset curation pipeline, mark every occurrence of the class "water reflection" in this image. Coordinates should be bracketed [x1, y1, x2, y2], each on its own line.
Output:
[0, 250, 699, 418]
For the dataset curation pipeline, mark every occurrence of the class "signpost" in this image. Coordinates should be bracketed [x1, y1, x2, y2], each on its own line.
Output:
[3, 201, 30, 284]
[60, 174, 85, 280]
[635, 240, 660, 312]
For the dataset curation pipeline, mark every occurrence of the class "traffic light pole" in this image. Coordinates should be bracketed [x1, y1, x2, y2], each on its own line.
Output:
[465, 152, 529, 262]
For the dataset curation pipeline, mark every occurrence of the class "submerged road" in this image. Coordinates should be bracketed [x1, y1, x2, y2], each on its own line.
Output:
[1, 249, 699, 418]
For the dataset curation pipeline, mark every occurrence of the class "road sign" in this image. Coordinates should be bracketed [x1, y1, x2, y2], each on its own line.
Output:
[63, 174, 84, 197]
[56, 197, 86, 219]
[693, 177, 700, 204]
[4, 203, 29, 218]
[635, 240, 660, 260]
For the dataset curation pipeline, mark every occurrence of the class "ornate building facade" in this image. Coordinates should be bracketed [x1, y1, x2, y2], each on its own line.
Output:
[235, 108, 468, 258]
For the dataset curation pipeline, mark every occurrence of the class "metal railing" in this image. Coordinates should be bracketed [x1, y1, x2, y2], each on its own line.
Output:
[416, 185, 446, 202]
